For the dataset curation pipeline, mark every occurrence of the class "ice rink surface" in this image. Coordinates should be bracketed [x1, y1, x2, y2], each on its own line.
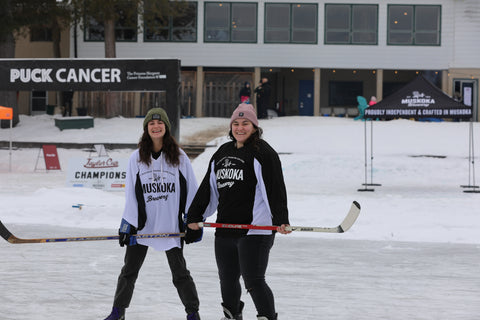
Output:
[1, 224, 479, 320]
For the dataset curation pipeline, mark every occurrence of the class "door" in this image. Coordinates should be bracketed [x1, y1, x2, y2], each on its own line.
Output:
[298, 80, 313, 116]
[454, 79, 478, 120]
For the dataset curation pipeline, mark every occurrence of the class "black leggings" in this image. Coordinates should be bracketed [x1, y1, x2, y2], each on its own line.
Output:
[113, 244, 199, 314]
[215, 234, 275, 318]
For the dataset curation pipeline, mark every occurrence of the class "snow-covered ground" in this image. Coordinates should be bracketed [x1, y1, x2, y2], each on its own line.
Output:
[1, 115, 479, 320]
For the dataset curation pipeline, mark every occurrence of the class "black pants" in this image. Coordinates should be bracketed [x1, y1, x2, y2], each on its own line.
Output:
[257, 103, 268, 119]
[113, 244, 199, 314]
[215, 234, 276, 318]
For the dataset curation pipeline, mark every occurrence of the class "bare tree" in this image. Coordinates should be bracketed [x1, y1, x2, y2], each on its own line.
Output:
[70, 0, 187, 117]
[0, 0, 70, 127]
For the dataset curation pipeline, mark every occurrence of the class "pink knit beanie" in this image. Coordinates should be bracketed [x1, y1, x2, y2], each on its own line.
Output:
[230, 103, 259, 127]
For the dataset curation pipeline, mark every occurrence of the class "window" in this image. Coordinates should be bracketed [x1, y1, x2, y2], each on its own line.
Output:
[84, 2, 137, 42]
[204, 2, 257, 43]
[329, 81, 363, 106]
[325, 4, 378, 45]
[31, 91, 47, 114]
[265, 3, 317, 44]
[388, 5, 441, 45]
[144, 1, 197, 42]
[30, 26, 53, 42]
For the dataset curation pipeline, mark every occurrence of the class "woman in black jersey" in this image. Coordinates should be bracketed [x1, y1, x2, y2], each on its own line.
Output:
[185, 103, 290, 320]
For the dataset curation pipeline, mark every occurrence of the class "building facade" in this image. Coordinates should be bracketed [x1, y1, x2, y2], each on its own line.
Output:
[14, 0, 480, 121]
[14, 27, 70, 116]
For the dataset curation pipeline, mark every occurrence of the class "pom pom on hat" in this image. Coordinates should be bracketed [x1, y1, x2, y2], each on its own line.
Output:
[230, 103, 259, 127]
[143, 108, 171, 131]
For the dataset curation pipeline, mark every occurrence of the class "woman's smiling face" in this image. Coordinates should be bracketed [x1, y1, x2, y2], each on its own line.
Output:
[147, 119, 166, 140]
[231, 118, 256, 148]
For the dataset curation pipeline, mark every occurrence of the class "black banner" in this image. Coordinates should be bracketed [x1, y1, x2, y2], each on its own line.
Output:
[0, 59, 179, 91]
[364, 75, 472, 120]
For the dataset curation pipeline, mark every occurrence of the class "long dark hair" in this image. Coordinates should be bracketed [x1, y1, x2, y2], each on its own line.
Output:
[228, 125, 263, 148]
[138, 127, 180, 166]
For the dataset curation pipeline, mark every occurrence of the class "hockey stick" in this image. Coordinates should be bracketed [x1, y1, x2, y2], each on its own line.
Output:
[0, 221, 184, 244]
[199, 201, 361, 233]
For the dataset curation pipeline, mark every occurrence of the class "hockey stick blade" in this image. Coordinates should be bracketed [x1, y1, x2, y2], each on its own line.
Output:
[0, 220, 184, 244]
[199, 200, 361, 233]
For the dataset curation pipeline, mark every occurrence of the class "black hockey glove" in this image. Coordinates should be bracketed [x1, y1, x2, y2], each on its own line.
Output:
[185, 226, 203, 244]
[119, 218, 137, 247]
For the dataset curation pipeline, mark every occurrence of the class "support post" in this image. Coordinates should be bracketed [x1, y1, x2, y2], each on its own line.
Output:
[195, 66, 204, 117]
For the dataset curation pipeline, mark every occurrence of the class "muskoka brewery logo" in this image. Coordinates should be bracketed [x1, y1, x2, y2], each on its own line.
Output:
[143, 173, 175, 202]
[216, 158, 243, 189]
[402, 91, 435, 107]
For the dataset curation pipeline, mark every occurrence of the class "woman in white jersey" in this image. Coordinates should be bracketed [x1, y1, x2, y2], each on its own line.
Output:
[186, 103, 290, 320]
[103, 108, 201, 320]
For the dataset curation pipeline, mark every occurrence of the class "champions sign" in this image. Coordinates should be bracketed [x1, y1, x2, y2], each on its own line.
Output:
[66, 157, 128, 191]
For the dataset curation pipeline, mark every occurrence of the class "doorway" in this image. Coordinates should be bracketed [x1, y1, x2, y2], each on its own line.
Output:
[298, 80, 314, 116]
[454, 79, 478, 121]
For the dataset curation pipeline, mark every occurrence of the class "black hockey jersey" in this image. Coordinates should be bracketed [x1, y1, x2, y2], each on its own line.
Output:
[187, 139, 289, 237]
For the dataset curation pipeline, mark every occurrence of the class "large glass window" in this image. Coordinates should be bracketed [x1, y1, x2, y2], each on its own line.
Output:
[265, 3, 317, 44]
[329, 81, 363, 106]
[204, 2, 257, 43]
[84, 2, 137, 42]
[325, 4, 377, 45]
[388, 5, 441, 45]
[144, 1, 197, 42]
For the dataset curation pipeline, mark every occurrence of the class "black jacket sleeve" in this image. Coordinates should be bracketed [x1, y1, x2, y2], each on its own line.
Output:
[186, 160, 214, 224]
[257, 141, 289, 226]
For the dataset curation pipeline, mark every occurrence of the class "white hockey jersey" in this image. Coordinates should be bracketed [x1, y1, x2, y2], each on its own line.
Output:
[122, 148, 198, 251]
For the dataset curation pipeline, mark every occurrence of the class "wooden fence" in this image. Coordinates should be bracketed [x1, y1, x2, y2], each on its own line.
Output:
[75, 72, 253, 118]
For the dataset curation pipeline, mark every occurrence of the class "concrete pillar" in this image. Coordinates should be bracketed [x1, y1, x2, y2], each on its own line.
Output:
[195, 66, 204, 117]
[254, 67, 261, 112]
[314, 68, 321, 116]
[441, 70, 449, 94]
[376, 69, 384, 101]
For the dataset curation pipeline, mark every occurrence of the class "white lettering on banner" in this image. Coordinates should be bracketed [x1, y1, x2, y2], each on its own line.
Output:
[126, 71, 167, 80]
[10, 68, 53, 82]
[385, 109, 418, 116]
[400, 91, 436, 107]
[449, 109, 472, 115]
[10, 68, 122, 84]
[365, 109, 385, 116]
[421, 109, 443, 116]
[401, 98, 436, 107]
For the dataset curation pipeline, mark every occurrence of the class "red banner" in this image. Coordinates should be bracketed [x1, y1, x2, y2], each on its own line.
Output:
[42, 145, 61, 170]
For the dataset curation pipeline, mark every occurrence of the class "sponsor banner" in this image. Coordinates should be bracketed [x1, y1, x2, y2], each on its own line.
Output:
[42, 145, 61, 170]
[66, 157, 128, 191]
[365, 76, 473, 120]
[365, 107, 472, 118]
[0, 59, 179, 91]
